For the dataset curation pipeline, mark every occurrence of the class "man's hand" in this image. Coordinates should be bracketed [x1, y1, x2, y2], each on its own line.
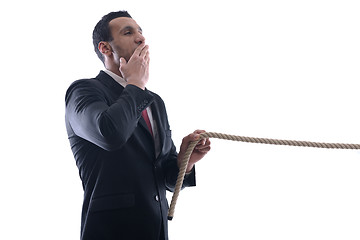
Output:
[119, 43, 150, 90]
[178, 130, 211, 173]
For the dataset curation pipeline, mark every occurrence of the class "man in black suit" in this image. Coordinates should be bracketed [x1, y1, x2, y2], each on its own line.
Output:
[65, 11, 211, 240]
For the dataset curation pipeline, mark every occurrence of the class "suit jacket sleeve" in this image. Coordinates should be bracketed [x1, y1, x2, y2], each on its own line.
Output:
[65, 79, 154, 151]
[152, 95, 196, 190]
[163, 145, 196, 191]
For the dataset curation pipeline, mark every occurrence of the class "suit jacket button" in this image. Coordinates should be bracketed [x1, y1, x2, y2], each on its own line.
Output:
[155, 195, 159, 201]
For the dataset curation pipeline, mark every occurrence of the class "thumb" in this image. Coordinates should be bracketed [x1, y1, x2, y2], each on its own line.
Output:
[179, 133, 200, 152]
[119, 58, 127, 74]
[119, 57, 127, 66]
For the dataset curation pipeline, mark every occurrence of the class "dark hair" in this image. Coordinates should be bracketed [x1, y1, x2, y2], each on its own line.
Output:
[92, 11, 132, 63]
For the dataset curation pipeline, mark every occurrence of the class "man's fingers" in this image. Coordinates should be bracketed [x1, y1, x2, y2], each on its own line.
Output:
[180, 130, 210, 152]
[195, 146, 211, 153]
[193, 130, 210, 147]
[131, 43, 149, 60]
[181, 133, 197, 146]
[180, 133, 200, 152]
[193, 129, 206, 135]
[195, 139, 211, 149]
[144, 49, 150, 63]
[140, 45, 149, 58]
[132, 42, 146, 57]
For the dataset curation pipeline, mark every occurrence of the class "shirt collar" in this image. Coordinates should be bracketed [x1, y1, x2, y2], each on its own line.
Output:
[103, 69, 127, 88]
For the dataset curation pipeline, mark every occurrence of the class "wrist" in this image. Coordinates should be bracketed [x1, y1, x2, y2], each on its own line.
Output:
[127, 81, 145, 90]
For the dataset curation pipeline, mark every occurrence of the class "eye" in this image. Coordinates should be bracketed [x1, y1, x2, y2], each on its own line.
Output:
[124, 31, 131, 35]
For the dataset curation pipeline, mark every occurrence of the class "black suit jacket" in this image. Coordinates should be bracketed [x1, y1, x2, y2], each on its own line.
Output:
[65, 71, 195, 240]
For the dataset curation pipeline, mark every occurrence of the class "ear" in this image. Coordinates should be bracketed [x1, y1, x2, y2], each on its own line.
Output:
[98, 41, 112, 57]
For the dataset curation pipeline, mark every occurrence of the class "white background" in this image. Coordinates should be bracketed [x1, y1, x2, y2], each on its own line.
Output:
[1, 0, 359, 239]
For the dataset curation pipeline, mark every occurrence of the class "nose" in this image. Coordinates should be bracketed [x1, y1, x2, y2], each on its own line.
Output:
[136, 33, 145, 45]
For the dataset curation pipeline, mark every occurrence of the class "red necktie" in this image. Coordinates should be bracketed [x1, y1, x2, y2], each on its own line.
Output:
[142, 108, 153, 136]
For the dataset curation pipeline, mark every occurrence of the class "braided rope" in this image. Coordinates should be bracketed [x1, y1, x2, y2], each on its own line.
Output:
[168, 131, 360, 220]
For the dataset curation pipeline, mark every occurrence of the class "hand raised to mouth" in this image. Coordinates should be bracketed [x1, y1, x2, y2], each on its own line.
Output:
[119, 43, 150, 90]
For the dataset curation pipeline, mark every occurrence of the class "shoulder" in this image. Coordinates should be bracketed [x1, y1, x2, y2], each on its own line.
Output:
[66, 74, 104, 92]
[65, 74, 110, 111]
[66, 78, 96, 91]
[66, 77, 101, 98]
[65, 71, 112, 97]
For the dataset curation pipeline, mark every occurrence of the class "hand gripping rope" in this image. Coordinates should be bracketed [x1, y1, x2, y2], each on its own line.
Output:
[167, 132, 360, 220]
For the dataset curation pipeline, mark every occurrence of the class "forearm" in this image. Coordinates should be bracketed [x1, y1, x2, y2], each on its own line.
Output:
[98, 85, 153, 144]
[66, 82, 154, 151]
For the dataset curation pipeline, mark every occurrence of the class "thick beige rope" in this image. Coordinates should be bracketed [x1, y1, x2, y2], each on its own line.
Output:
[168, 131, 360, 220]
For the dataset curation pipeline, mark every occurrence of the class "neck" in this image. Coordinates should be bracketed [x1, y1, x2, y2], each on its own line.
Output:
[105, 64, 123, 78]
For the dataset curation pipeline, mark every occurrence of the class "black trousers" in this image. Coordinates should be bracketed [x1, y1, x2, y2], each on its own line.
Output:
[159, 221, 165, 240]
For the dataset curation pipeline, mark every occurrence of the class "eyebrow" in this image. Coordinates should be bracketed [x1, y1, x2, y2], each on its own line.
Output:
[121, 25, 143, 33]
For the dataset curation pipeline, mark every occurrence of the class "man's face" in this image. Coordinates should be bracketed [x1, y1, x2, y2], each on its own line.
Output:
[108, 17, 145, 63]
